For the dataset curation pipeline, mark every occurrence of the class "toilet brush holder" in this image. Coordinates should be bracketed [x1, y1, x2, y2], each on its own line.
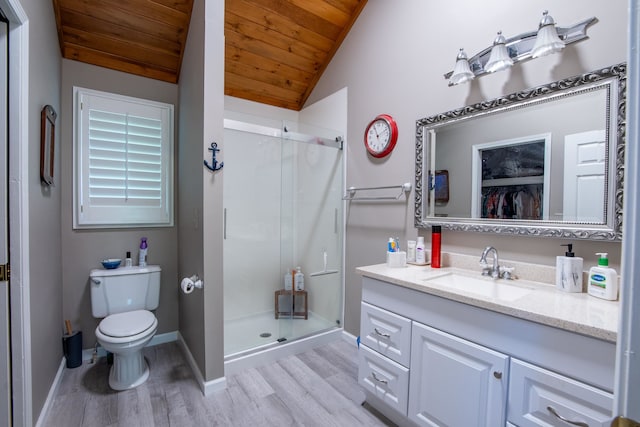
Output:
[62, 330, 83, 369]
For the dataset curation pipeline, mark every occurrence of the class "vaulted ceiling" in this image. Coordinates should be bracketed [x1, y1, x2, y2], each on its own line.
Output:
[52, 0, 367, 111]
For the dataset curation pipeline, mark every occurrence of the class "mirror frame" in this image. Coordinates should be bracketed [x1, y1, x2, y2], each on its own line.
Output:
[415, 63, 626, 240]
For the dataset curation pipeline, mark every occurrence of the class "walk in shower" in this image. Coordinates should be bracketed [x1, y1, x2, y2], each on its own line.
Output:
[223, 117, 344, 358]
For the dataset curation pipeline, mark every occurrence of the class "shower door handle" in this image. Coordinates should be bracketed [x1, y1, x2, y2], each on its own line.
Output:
[224, 208, 227, 239]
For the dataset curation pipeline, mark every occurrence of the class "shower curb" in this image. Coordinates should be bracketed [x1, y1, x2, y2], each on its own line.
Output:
[224, 327, 344, 376]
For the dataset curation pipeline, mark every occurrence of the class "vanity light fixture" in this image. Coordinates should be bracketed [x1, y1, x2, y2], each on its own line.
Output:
[449, 48, 475, 85]
[484, 31, 514, 73]
[530, 10, 565, 58]
[444, 12, 597, 86]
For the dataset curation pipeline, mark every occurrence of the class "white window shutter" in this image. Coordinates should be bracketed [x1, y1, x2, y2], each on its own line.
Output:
[74, 87, 174, 228]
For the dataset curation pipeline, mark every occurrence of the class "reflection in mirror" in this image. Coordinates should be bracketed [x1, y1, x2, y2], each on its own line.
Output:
[415, 63, 625, 240]
[471, 134, 551, 221]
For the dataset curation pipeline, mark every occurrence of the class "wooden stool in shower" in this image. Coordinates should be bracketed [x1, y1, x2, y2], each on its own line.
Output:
[274, 290, 308, 319]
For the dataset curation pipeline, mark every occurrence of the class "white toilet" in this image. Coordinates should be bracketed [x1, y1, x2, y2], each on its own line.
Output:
[89, 265, 161, 391]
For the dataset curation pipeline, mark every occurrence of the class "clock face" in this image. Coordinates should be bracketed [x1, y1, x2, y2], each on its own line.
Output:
[364, 114, 398, 158]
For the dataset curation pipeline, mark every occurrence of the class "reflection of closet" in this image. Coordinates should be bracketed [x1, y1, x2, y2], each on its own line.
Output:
[471, 134, 551, 220]
[481, 184, 542, 220]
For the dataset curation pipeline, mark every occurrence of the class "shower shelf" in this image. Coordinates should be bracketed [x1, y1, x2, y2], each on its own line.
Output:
[342, 182, 412, 201]
[274, 290, 308, 319]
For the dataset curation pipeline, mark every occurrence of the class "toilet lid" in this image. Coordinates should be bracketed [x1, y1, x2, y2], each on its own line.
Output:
[99, 310, 156, 338]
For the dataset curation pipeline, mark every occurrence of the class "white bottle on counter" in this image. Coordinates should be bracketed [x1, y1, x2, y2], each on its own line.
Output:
[407, 240, 417, 263]
[555, 243, 583, 293]
[588, 253, 618, 300]
[415, 237, 426, 264]
[294, 267, 305, 291]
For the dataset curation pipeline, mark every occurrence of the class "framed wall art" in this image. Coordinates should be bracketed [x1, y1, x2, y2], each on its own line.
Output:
[40, 104, 57, 186]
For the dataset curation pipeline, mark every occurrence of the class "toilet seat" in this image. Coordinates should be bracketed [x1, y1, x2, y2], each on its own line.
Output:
[98, 310, 156, 338]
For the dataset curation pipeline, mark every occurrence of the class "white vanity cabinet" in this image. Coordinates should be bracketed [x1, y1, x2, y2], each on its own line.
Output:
[408, 321, 509, 427]
[358, 275, 616, 427]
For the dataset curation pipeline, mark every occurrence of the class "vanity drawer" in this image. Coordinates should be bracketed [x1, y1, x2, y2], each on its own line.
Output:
[508, 358, 613, 427]
[358, 343, 409, 416]
[360, 301, 412, 367]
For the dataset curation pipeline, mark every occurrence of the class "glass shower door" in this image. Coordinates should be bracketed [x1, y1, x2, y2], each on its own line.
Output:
[223, 123, 285, 356]
[278, 123, 343, 344]
[223, 118, 343, 357]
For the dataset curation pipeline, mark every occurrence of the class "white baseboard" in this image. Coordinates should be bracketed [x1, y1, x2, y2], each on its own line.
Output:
[176, 332, 227, 396]
[34, 357, 66, 427]
[341, 329, 359, 347]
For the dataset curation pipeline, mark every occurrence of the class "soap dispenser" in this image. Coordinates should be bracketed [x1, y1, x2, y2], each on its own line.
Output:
[555, 243, 583, 293]
[588, 253, 618, 300]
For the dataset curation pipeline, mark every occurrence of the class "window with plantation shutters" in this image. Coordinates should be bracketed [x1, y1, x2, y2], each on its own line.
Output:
[73, 87, 174, 228]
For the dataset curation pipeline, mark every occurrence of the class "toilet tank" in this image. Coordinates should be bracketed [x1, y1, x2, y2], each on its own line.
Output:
[90, 265, 161, 318]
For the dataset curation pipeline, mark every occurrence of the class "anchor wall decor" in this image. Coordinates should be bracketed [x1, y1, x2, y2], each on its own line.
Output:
[204, 142, 224, 172]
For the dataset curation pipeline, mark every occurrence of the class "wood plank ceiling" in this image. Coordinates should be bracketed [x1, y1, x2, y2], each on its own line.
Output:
[52, 0, 367, 111]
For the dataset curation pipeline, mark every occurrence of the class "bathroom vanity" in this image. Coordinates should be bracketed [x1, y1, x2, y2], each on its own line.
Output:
[356, 264, 618, 427]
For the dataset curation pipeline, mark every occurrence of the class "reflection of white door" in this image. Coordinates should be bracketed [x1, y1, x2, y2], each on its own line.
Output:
[562, 130, 606, 222]
[0, 11, 10, 425]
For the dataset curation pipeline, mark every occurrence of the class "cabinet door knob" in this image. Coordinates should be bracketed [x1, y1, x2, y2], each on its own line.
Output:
[493, 371, 502, 379]
[547, 406, 589, 427]
[373, 328, 391, 338]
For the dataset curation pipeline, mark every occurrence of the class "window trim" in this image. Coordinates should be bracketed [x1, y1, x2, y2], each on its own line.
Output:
[73, 87, 175, 229]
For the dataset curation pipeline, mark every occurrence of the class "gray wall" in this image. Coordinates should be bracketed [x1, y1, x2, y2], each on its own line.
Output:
[60, 60, 179, 351]
[306, 0, 627, 336]
[201, 0, 225, 382]
[178, 0, 225, 382]
[22, 0, 62, 421]
[177, 0, 206, 377]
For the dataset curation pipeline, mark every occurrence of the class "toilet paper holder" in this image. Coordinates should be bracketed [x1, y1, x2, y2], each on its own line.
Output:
[181, 275, 204, 294]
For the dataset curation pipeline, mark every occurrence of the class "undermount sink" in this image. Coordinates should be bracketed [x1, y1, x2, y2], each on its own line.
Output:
[421, 272, 534, 302]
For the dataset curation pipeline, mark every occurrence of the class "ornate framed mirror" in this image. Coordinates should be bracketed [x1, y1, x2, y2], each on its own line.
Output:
[415, 63, 626, 240]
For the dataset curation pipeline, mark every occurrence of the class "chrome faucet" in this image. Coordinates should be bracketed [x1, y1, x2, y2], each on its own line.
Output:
[480, 246, 500, 279]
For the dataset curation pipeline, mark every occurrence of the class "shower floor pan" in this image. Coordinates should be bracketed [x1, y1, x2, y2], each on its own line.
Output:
[224, 310, 337, 358]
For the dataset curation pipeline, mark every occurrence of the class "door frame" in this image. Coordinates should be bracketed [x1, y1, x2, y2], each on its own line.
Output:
[0, 0, 31, 426]
[615, 0, 640, 420]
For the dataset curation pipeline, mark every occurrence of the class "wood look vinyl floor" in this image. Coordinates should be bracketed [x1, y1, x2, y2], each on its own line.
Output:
[41, 339, 395, 427]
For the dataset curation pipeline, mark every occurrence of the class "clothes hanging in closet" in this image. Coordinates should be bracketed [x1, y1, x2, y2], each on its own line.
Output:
[481, 184, 542, 220]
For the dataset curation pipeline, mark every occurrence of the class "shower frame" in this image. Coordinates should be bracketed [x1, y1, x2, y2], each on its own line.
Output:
[222, 118, 345, 359]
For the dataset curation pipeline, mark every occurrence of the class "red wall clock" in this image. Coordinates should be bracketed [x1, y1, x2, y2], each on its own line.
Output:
[364, 114, 398, 158]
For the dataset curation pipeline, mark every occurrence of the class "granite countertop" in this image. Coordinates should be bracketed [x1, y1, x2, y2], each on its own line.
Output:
[356, 263, 619, 343]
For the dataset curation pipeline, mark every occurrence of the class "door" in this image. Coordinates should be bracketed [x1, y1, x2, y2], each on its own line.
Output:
[0, 9, 11, 425]
[222, 123, 285, 356]
[615, 0, 640, 424]
[408, 322, 509, 427]
[222, 118, 343, 357]
[563, 130, 606, 223]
